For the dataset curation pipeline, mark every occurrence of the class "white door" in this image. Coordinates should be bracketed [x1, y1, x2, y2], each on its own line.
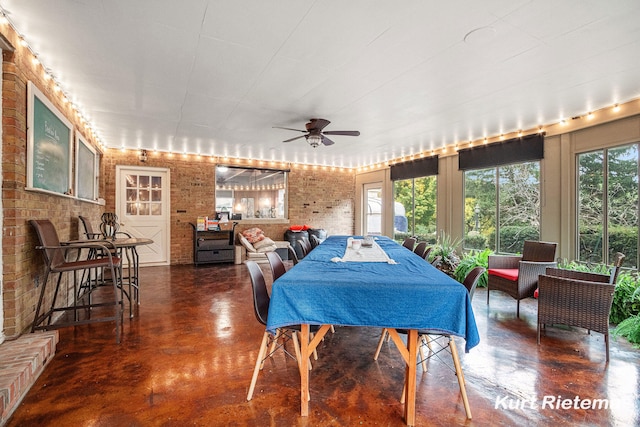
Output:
[116, 166, 170, 265]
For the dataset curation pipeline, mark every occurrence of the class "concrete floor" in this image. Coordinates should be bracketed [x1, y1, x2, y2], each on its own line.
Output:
[6, 262, 640, 426]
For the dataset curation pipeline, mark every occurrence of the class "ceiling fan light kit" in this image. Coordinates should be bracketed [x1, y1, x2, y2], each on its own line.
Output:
[307, 134, 322, 148]
[274, 118, 360, 148]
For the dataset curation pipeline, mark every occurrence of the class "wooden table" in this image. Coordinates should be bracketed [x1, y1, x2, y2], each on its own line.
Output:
[266, 235, 480, 425]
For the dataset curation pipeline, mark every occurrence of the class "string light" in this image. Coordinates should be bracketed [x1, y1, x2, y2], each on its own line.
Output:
[5, 6, 636, 171]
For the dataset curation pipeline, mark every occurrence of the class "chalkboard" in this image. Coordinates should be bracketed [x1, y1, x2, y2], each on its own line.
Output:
[27, 82, 73, 196]
[76, 134, 98, 201]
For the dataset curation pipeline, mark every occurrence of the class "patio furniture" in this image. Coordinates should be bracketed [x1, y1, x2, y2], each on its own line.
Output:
[402, 237, 416, 250]
[266, 251, 286, 281]
[413, 242, 428, 259]
[267, 235, 479, 423]
[374, 266, 485, 371]
[30, 219, 124, 343]
[246, 261, 318, 401]
[537, 253, 625, 362]
[487, 240, 557, 317]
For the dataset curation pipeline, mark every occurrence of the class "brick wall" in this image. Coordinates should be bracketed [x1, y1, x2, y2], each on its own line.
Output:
[102, 153, 355, 264]
[0, 21, 355, 337]
[1, 24, 104, 338]
[287, 165, 355, 235]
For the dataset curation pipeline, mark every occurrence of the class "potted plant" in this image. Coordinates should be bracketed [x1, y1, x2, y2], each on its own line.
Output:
[454, 248, 492, 287]
[428, 231, 462, 278]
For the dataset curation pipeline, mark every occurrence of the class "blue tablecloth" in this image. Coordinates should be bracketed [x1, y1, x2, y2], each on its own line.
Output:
[266, 235, 480, 352]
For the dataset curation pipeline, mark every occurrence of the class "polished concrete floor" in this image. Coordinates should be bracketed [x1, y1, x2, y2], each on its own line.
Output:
[7, 262, 640, 426]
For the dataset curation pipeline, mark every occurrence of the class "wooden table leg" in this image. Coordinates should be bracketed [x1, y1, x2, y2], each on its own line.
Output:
[449, 337, 472, 419]
[404, 329, 418, 426]
[300, 324, 310, 416]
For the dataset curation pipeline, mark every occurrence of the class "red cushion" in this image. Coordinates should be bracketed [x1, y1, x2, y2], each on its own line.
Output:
[290, 225, 311, 232]
[534, 288, 539, 299]
[488, 268, 519, 281]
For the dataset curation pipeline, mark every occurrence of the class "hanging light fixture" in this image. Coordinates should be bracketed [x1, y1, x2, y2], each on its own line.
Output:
[307, 134, 322, 148]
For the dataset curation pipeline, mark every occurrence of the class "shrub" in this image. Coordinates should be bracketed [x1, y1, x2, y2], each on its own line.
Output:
[464, 232, 487, 250]
[487, 225, 539, 253]
[612, 314, 640, 348]
[454, 248, 492, 288]
[610, 273, 640, 324]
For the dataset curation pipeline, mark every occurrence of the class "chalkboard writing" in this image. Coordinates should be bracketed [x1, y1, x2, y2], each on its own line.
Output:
[76, 135, 97, 200]
[27, 82, 73, 195]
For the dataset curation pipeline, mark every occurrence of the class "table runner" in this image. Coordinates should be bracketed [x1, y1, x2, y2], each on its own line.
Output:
[335, 237, 397, 263]
[267, 235, 480, 352]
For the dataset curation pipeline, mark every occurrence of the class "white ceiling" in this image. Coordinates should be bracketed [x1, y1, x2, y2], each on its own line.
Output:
[2, 0, 640, 167]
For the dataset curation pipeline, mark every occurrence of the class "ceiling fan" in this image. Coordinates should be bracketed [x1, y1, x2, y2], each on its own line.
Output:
[274, 118, 360, 148]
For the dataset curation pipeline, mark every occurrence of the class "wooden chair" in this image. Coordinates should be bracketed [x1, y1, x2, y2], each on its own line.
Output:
[487, 240, 557, 317]
[402, 237, 416, 251]
[246, 261, 318, 401]
[29, 219, 124, 343]
[537, 253, 625, 362]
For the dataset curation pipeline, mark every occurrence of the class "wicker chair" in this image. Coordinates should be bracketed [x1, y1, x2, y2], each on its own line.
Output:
[487, 240, 557, 317]
[537, 253, 625, 362]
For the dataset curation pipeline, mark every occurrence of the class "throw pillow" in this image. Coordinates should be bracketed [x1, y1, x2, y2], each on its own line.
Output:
[242, 227, 265, 244]
[256, 243, 277, 253]
[238, 234, 256, 252]
[253, 237, 276, 250]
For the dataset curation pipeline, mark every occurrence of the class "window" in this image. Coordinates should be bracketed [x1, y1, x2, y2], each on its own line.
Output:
[215, 166, 288, 219]
[578, 144, 637, 268]
[393, 176, 437, 242]
[364, 184, 383, 235]
[464, 161, 540, 253]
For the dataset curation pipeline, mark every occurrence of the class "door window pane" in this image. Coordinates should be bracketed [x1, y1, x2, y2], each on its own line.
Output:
[124, 174, 163, 217]
[366, 187, 382, 235]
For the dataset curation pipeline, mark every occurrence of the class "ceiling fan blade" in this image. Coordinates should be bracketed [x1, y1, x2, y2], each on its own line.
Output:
[322, 130, 360, 136]
[273, 126, 307, 133]
[306, 118, 331, 132]
[283, 134, 308, 143]
[321, 135, 335, 146]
